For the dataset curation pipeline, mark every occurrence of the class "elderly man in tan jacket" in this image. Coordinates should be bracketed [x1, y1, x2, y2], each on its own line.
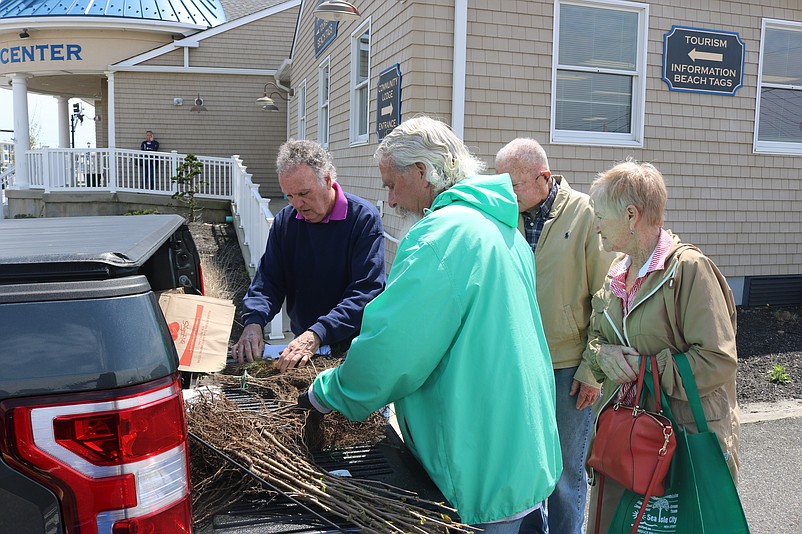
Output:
[496, 138, 615, 534]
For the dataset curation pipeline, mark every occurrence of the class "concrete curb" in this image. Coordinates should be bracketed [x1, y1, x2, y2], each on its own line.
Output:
[740, 399, 802, 424]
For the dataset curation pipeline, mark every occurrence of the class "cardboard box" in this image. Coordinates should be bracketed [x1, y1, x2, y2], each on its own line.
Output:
[158, 291, 235, 373]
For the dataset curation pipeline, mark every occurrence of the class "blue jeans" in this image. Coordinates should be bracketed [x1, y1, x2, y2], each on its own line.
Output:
[472, 516, 526, 534]
[520, 367, 594, 534]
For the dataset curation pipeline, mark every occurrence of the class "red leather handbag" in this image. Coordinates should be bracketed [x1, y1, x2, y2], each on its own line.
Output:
[588, 355, 677, 534]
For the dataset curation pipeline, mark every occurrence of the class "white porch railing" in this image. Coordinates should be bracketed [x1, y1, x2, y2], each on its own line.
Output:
[24, 147, 233, 199]
[6, 147, 287, 339]
[0, 164, 12, 220]
[230, 155, 283, 340]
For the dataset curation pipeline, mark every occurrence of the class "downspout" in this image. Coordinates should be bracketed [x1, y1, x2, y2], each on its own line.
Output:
[275, 58, 293, 140]
[451, 0, 468, 137]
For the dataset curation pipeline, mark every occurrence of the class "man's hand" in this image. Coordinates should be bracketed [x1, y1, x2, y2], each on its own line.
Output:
[276, 330, 321, 373]
[597, 344, 640, 384]
[570, 379, 602, 410]
[231, 323, 265, 363]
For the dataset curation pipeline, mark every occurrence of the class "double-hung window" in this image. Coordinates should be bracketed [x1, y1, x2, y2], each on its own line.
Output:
[754, 19, 802, 155]
[318, 57, 331, 148]
[551, 0, 648, 147]
[350, 19, 370, 145]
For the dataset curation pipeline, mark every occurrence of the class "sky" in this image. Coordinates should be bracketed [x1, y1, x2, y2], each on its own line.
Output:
[0, 89, 97, 148]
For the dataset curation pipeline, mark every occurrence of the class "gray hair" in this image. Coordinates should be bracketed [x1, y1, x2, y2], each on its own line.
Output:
[590, 158, 667, 227]
[495, 138, 550, 171]
[374, 116, 486, 195]
[276, 139, 337, 183]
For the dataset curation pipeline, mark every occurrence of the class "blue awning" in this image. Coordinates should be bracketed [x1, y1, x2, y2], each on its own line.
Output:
[0, 0, 226, 26]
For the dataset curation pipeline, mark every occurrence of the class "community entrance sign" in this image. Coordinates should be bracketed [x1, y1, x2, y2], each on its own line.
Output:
[662, 26, 744, 95]
[376, 64, 401, 140]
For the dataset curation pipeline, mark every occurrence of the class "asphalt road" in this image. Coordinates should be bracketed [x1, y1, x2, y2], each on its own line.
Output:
[739, 414, 802, 533]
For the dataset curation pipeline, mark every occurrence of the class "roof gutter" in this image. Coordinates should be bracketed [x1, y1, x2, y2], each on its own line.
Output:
[274, 58, 292, 92]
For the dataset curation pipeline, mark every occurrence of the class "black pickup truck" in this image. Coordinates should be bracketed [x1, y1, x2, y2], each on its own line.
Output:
[0, 215, 442, 534]
[0, 214, 202, 534]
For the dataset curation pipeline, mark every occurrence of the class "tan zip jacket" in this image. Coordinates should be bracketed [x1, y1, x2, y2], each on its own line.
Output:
[583, 233, 740, 479]
[518, 176, 615, 386]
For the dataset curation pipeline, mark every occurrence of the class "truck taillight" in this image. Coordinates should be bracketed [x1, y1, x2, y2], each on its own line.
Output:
[0, 376, 192, 534]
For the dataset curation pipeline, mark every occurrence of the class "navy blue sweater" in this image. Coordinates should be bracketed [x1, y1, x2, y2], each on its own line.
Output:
[242, 192, 386, 352]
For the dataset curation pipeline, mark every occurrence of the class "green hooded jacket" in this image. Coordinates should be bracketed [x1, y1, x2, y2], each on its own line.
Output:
[312, 174, 562, 525]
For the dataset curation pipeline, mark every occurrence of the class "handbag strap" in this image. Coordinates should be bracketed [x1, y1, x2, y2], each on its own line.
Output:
[594, 462, 669, 534]
[649, 355, 661, 413]
[629, 451, 671, 534]
[673, 353, 709, 433]
[643, 354, 709, 433]
[593, 474, 604, 534]
[633, 355, 648, 406]
[636, 355, 662, 412]
[643, 359, 670, 414]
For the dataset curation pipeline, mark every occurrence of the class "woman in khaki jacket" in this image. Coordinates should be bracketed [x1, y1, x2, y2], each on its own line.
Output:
[582, 158, 739, 533]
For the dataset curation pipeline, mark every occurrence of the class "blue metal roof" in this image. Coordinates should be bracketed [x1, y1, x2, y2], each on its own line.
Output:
[0, 0, 226, 26]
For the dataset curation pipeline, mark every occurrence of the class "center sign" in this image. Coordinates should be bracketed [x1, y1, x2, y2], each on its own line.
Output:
[662, 26, 745, 96]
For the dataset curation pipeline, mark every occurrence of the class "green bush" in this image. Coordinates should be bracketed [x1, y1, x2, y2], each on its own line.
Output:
[125, 209, 161, 216]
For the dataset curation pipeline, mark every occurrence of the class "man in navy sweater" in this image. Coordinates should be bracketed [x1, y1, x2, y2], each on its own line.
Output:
[232, 140, 386, 372]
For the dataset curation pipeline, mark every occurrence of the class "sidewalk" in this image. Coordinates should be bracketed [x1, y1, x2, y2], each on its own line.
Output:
[738, 400, 802, 533]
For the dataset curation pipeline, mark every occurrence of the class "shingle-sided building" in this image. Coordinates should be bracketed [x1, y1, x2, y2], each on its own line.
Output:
[283, 0, 802, 305]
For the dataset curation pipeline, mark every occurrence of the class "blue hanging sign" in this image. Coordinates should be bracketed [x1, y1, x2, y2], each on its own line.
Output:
[314, 18, 338, 58]
[376, 64, 402, 141]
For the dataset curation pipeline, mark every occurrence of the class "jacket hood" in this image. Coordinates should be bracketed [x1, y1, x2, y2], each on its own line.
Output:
[665, 231, 703, 264]
[429, 174, 519, 229]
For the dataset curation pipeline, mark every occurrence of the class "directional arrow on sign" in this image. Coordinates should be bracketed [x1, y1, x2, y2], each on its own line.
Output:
[688, 48, 723, 62]
[381, 102, 394, 116]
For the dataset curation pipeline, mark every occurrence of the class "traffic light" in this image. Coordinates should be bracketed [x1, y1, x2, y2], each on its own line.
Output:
[72, 103, 80, 114]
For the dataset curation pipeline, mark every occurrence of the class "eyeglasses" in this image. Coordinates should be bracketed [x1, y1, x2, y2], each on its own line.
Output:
[511, 172, 549, 190]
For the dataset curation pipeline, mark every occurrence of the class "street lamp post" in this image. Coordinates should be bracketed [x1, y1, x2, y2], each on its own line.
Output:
[70, 103, 84, 149]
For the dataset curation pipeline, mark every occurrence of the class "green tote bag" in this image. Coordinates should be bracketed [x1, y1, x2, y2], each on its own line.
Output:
[608, 354, 750, 534]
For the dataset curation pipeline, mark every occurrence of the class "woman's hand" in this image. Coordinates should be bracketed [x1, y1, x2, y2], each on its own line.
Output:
[597, 344, 640, 384]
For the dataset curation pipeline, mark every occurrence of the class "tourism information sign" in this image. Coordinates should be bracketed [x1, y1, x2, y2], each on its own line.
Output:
[662, 26, 744, 95]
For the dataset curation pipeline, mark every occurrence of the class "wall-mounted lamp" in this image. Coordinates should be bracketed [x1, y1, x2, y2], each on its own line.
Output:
[190, 94, 207, 112]
[19, 29, 30, 39]
[314, 0, 360, 22]
[256, 82, 292, 112]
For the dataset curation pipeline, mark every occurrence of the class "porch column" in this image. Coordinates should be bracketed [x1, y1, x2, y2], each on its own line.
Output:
[56, 96, 70, 148]
[105, 71, 116, 148]
[10, 74, 31, 189]
[104, 71, 117, 191]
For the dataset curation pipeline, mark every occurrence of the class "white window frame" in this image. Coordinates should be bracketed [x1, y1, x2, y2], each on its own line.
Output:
[350, 18, 371, 145]
[753, 18, 802, 155]
[297, 79, 307, 140]
[550, 0, 649, 147]
[318, 56, 331, 148]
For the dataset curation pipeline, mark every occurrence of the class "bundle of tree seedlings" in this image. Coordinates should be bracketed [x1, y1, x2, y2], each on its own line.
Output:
[187, 358, 469, 533]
